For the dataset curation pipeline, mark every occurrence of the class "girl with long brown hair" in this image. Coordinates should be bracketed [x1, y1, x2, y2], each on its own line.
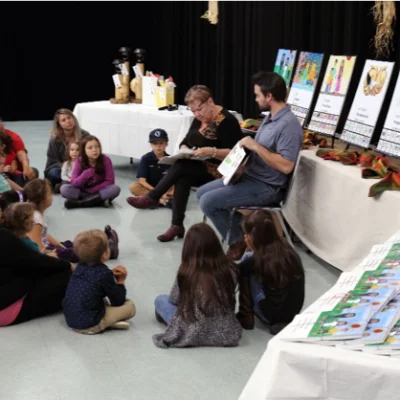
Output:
[60, 136, 120, 209]
[237, 210, 305, 334]
[153, 223, 242, 348]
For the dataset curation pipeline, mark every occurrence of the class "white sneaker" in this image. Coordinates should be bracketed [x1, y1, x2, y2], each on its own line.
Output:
[110, 321, 130, 330]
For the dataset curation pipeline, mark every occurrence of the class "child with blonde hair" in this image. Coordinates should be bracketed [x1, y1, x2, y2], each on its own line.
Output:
[62, 229, 135, 334]
[59, 141, 80, 190]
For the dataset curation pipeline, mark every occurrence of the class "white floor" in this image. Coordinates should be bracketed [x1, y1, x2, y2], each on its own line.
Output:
[0, 121, 341, 400]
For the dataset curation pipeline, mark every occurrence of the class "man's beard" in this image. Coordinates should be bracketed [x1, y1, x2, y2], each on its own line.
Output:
[259, 102, 270, 112]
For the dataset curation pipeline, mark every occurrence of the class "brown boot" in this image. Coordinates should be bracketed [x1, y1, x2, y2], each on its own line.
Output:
[126, 195, 159, 209]
[236, 276, 255, 330]
[226, 239, 247, 261]
[157, 225, 185, 242]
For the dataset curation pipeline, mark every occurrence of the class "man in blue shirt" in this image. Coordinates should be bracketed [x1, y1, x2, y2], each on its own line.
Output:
[197, 71, 303, 260]
[127, 129, 174, 207]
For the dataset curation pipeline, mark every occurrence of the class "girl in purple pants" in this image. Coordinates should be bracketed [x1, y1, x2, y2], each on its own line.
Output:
[61, 135, 120, 209]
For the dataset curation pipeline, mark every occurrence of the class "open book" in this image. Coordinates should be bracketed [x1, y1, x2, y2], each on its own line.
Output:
[158, 148, 210, 165]
[217, 142, 248, 185]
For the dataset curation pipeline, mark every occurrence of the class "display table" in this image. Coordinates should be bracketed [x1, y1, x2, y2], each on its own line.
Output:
[238, 331, 400, 400]
[282, 149, 400, 272]
[73, 101, 243, 159]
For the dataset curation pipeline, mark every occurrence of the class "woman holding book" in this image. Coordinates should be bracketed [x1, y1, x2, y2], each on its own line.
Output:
[126, 85, 243, 242]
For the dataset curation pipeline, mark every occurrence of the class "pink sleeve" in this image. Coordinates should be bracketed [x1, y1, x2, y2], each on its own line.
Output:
[70, 159, 95, 188]
[85, 156, 115, 194]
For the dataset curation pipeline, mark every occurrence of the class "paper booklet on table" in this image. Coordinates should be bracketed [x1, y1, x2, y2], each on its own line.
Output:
[306, 287, 397, 316]
[158, 148, 210, 165]
[217, 142, 248, 185]
[280, 305, 374, 344]
[336, 307, 400, 349]
[363, 317, 400, 354]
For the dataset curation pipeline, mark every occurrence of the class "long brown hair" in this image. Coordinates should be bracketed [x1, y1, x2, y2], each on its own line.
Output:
[177, 223, 237, 323]
[242, 210, 304, 288]
[24, 179, 51, 210]
[51, 108, 83, 142]
[80, 135, 105, 175]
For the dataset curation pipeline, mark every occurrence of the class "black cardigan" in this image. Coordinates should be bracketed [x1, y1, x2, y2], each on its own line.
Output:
[239, 254, 305, 324]
[0, 228, 71, 310]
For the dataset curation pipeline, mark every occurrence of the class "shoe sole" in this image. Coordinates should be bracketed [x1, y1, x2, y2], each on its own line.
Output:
[109, 230, 119, 259]
[157, 233, 185, 242]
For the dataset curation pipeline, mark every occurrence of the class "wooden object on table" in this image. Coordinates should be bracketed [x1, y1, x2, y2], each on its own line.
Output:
[130, 63, 144, 104]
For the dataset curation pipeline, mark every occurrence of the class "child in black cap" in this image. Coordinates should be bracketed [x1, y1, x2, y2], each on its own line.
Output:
[129, 129, 174, 206]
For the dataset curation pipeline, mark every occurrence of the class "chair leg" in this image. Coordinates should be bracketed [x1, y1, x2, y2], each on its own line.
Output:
[225, 209, 236, 246]
[274, 210, 294, 248]
[203, 214, 207, 223]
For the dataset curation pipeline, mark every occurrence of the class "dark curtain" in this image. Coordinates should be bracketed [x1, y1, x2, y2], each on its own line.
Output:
[1, 1, 399, 129]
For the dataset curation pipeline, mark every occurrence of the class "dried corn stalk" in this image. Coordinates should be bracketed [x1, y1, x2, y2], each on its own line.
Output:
[371, 1, 396, 58]
[201, 1, 218, 25]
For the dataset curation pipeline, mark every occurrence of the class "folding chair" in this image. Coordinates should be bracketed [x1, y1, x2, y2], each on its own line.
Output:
[224, 159, 300, 248]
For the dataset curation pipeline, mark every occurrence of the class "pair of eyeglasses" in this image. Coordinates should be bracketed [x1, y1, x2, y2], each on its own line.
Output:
[186, 101, 206, 113]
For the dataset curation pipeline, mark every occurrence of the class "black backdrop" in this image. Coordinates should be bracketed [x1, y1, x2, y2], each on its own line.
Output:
[1, 1, 399, 132]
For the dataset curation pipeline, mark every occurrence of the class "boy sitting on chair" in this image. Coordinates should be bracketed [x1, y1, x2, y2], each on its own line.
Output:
[129, 129, 174, 207]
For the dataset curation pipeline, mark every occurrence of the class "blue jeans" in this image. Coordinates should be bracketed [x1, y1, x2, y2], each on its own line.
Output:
[154, 295, 177, 324]
[45, 167, 61, 186]
[250, 276, 269, 324]
[196, 175, 282, 245]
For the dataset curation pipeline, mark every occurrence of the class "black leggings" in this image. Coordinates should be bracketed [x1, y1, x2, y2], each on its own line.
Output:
[12, 269, 71, 325]
[149, 160, 214, 226]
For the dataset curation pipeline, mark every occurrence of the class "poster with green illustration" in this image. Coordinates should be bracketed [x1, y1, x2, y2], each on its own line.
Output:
[273, 49, 297, 87]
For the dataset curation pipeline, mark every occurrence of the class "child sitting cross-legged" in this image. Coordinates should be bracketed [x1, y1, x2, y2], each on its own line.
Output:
[62, 229, 136, 334]
[4, 202, 40, 252]
[236, 210, 305, 335]
[128, 129, 174, 207]
[61, 135, 121, 209]
[153, 223, 242, 348]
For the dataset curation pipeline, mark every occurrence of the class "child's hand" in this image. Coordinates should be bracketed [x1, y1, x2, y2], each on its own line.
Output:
[48, 250, 58, 258]
[3, 165, 11, 173]
[112, 265, 127, 284]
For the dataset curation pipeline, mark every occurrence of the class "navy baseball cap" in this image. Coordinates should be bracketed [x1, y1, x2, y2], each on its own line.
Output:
[149, 129, 169, 142]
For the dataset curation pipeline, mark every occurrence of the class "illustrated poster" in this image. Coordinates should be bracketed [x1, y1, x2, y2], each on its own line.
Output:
[273, 49, 297, 88]
[341, 60, 394, 148]
[287, 51, 324, 126]
[377, 72, 400, 158]
[309, 55, 356, 136]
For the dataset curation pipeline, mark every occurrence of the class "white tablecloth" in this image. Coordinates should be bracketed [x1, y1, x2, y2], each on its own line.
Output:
[239, 333, 400, 400]
[282, 149, 400, 272]
[73, 101, 243, 159]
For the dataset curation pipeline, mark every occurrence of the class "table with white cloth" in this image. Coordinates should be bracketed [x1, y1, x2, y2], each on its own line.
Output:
[73, 101, 243, 159]
[238, 330, 400, 400]
[282, 149, 400, 272]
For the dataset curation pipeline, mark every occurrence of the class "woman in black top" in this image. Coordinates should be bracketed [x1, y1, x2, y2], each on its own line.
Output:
[126, 85, 243, 242]
[0, 193, 72, 326]
[237, 210, 305, 335]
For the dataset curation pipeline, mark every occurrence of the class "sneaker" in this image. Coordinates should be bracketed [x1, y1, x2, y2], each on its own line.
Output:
[226, 240, 247, 261]
[110, 321, 130, 330]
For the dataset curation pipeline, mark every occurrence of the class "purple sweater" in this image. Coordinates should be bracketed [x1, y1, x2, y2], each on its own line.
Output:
[70, 155, 115, 194]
